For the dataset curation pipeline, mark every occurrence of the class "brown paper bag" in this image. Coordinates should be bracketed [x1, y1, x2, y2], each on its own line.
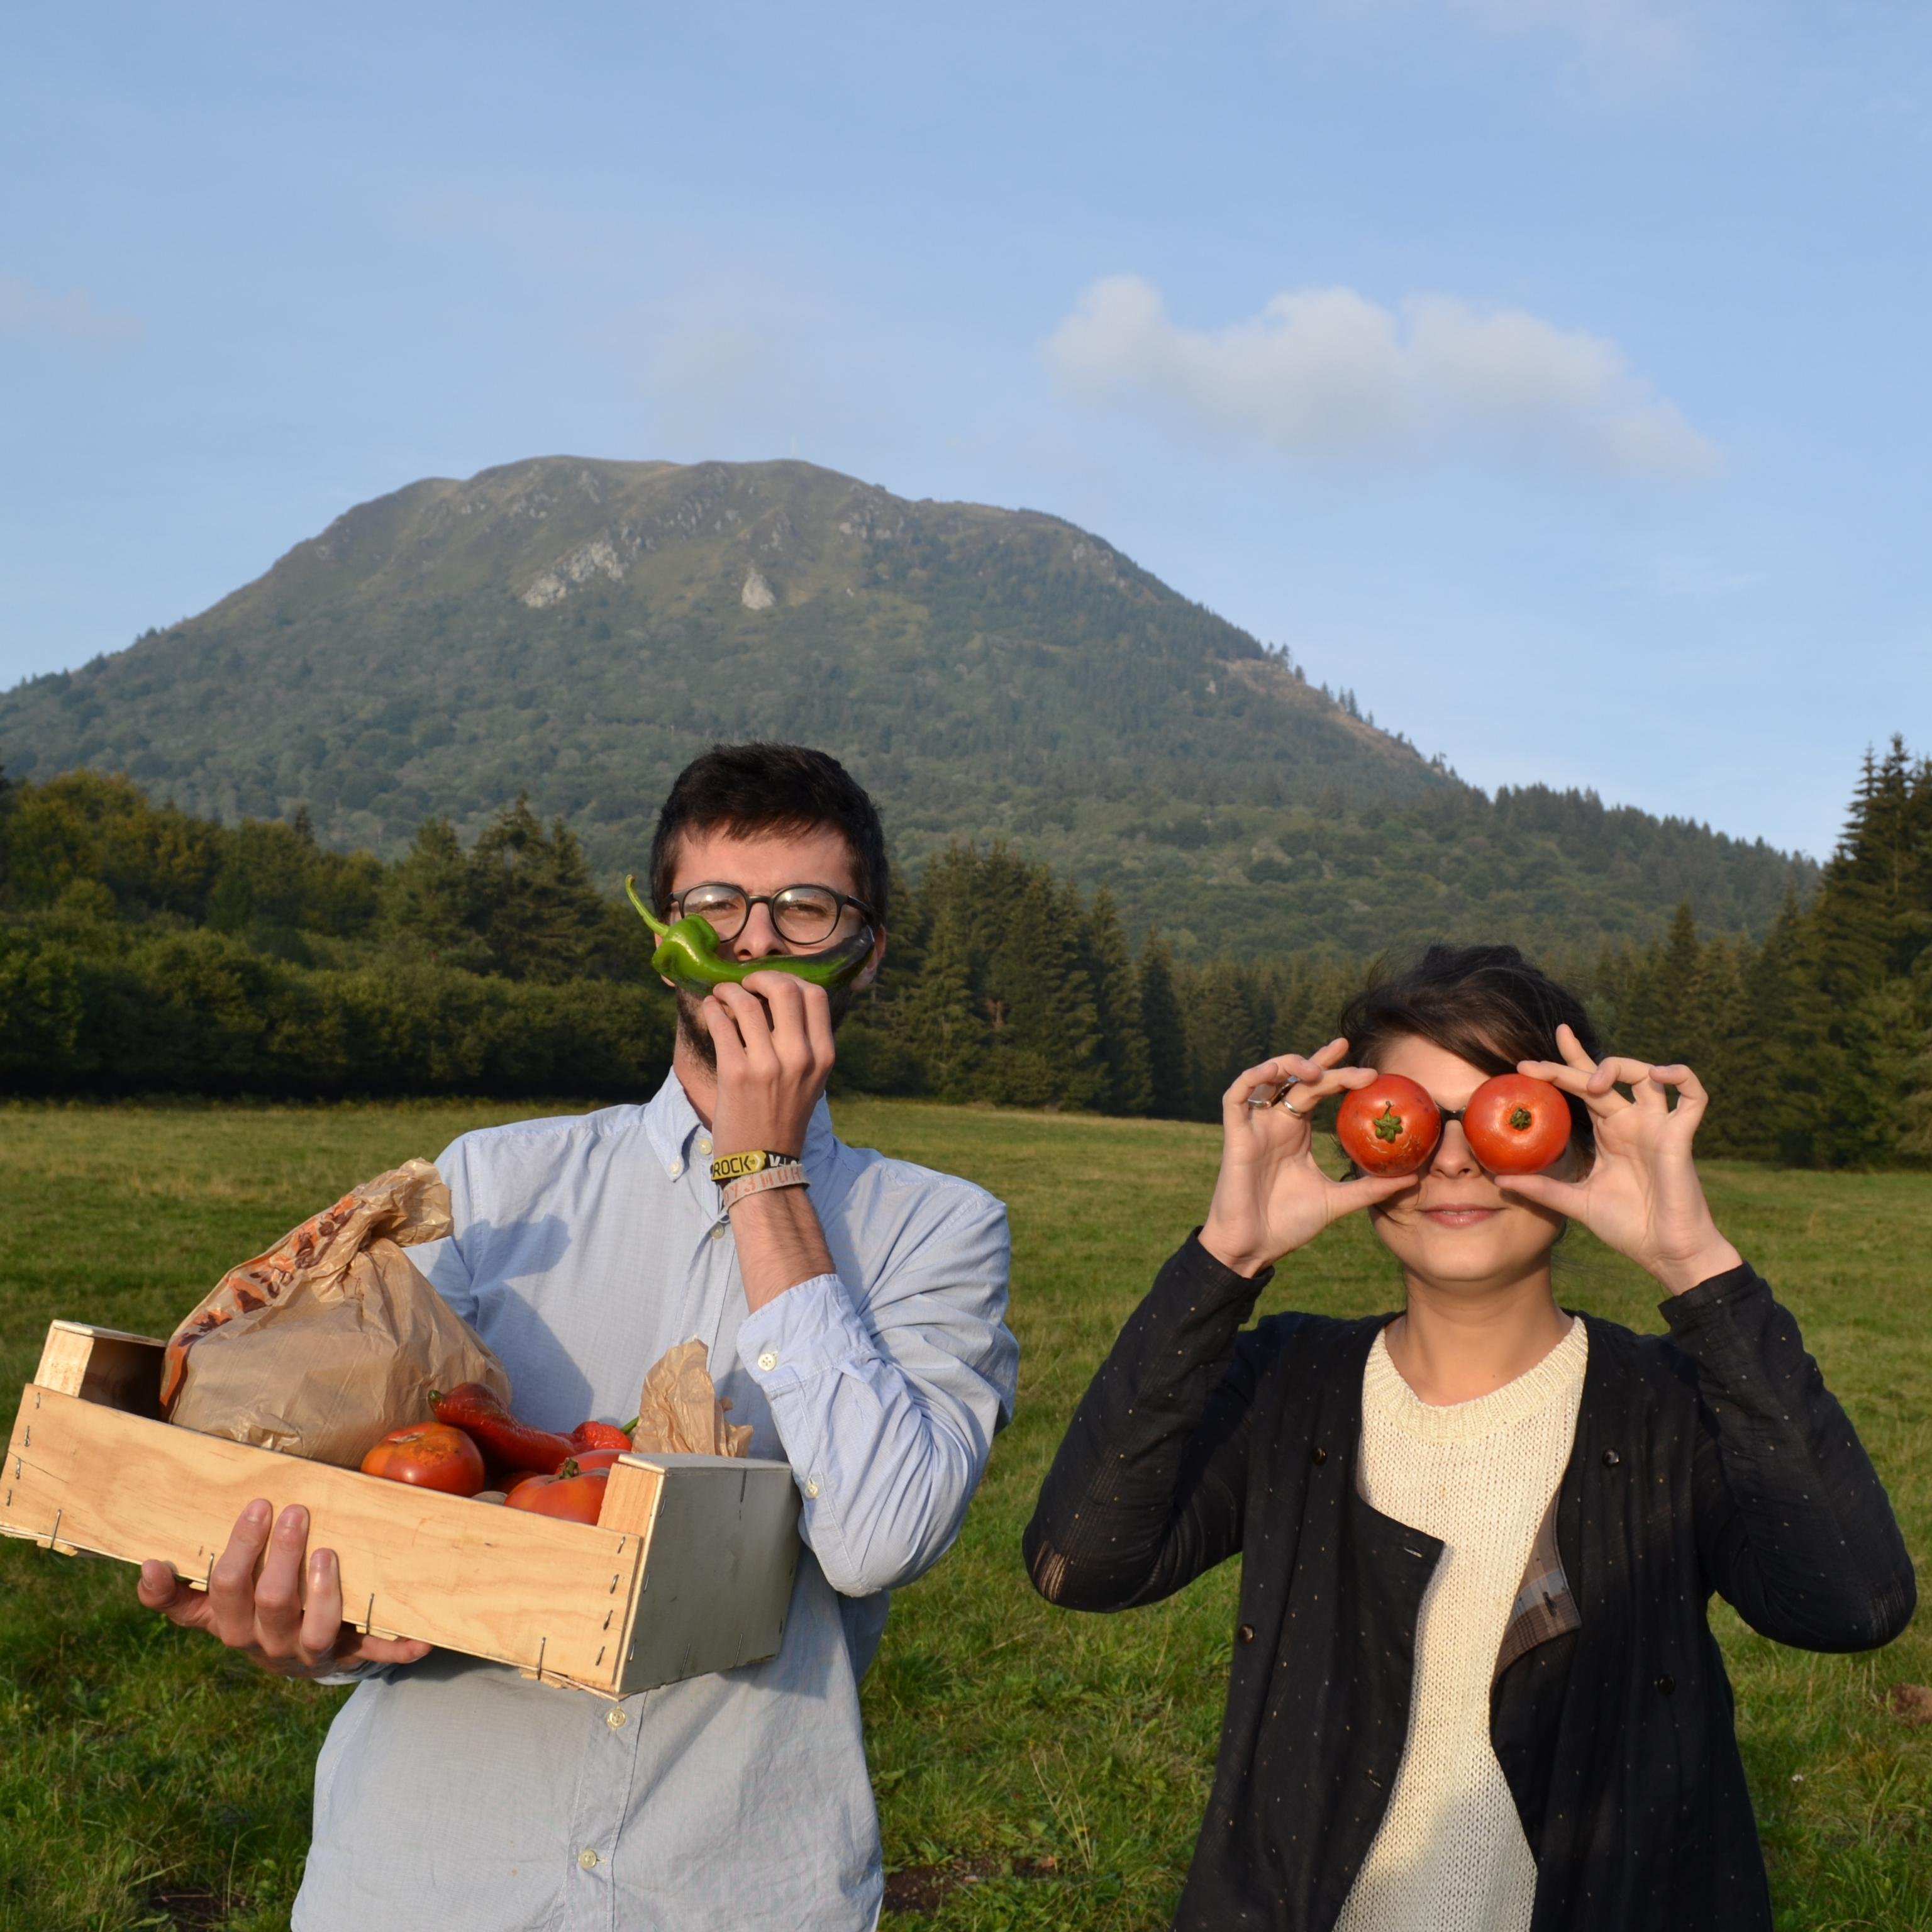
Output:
[162, 1159, 510, 1468]
[632, 1338, 753, 1458]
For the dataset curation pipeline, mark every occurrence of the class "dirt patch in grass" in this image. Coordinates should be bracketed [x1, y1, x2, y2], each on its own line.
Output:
[884, 1855, 1060, 1916]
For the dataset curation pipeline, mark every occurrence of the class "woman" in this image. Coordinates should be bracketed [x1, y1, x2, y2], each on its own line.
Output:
[1024, 945, 1913, 1932]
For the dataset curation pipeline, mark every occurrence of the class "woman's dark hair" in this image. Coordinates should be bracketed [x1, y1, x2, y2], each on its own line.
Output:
[648, 741, 889, 927]
[1338, 943, 1602, 1153]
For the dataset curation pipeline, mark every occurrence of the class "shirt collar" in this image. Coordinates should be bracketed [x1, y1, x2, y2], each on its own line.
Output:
[640, 1069, 840, 1180]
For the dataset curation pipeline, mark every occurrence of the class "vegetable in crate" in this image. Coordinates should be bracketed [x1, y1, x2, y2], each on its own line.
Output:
[506, 1458, 610, 1524]
[162, 1160, 511, 1468]
[361, 1423, 487, 1496]
[431, 1382, 576, 1476]
[623, 875, 873, 996]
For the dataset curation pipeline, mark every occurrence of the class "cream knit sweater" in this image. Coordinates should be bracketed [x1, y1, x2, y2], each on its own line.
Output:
[1333, 1318, 1589, 1932]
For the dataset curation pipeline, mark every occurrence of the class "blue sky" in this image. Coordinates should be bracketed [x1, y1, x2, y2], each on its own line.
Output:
[3, 1, 1926, 860]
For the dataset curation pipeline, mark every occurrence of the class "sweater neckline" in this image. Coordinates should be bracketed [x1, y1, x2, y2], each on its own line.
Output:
[1363, 1316, 1589, 1444]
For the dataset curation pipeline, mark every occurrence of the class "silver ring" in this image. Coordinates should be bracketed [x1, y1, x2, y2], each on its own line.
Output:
[1248, 1075, 1311, 1114]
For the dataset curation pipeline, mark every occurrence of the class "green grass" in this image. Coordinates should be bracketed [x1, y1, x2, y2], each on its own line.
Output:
[1, 1099, 1927, 1930]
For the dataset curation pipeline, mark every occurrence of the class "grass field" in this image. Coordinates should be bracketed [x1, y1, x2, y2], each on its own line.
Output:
[1, 1098, 1928, 1931]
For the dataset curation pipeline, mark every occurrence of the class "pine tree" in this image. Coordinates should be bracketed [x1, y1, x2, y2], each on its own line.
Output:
[1084, 887, 1153, 1115]
[1139, 936, 1190, 1119]
[382, 819, 494, 972]
[896, 894, 982, 1099]
[469, 797, 609, 981]
[982, 869, 1103, 1109]
[1680, 936, 1753, 1156]
[1184, 960, 1271, 1119]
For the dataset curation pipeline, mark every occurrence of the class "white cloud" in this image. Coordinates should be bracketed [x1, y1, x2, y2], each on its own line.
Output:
[1045, 275, 1719, 480]
[1325, 0, 1719, 82]
[1442, 0, 1701, 68]
[0, 275, 141, 346]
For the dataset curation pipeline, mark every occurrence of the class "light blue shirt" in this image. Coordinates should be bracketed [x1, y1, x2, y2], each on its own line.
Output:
[293, 1075, 1017, 1932]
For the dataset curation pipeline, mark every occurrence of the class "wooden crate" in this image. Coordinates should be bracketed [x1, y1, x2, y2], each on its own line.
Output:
[2, 1321, 801, 1698]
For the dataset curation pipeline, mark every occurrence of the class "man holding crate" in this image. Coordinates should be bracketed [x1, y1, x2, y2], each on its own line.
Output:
[137, 742, 1019, 1931]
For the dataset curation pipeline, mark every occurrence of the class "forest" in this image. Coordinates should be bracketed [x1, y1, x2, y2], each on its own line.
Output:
[2, 743, 1926, 1167]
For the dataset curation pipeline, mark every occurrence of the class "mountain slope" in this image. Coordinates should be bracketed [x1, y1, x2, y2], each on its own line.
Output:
[0, 457, 1810, 955]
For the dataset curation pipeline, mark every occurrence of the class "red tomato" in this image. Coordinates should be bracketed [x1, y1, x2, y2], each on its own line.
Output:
[1335, 1074, 1443, 1175]
[504, 1460, 609, 1524]
[563, 1449, 626, 1475]
[1462, 1074, 1572, 1174]
[360, 1423, 487, 1496]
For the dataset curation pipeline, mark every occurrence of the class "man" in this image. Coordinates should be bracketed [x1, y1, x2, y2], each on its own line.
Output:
[137, 742, 1019, 1931]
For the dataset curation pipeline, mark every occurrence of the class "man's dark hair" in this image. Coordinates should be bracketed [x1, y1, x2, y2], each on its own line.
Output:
[1338, 943, 1602, 1153]
[648, 742, 889, 928]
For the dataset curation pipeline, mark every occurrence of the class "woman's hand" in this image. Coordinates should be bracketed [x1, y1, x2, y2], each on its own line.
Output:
[1501, 1023, 1742, 1296]
[1199, 1040, 1418, 1277]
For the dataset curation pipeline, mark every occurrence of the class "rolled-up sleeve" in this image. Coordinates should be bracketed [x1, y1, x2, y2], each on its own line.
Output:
[737, 1192, 1016, 1597]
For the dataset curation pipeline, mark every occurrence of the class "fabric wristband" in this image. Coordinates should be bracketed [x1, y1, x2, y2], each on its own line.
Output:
[710, 1149, 802, 1184]
[719, 1165, 811, 1212]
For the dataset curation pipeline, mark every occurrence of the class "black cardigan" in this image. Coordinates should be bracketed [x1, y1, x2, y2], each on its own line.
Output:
[1023, 1236, 1916, 1932]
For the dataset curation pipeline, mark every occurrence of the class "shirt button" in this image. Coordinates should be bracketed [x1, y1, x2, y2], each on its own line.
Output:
[1237, 1623, 1256, 1644]
[697, 1136, 713, 1156]
[1310, 1446, 1328, 1467]
[757, 1350, 778, 1372]
[1656, 1674, 1676, 1697]
[668, 1158, 684, 1178]
[709, 1223, 726, 1241]
[606, 1707, 628, 1729]
[578, 1849, 600, 1870]
[1602, 1448, 1623, 1468]
[804, 1478, 821, 1499]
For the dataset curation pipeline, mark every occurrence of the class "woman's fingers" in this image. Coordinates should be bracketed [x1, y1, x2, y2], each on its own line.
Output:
[1496, 1171, 1589, 1217]
[1588, 1054, 1657, 1097]
[1648, 1062, 1709, 1131]
[1516, 1058, 1628, 1118]
[1329, 1170, 1418, 1218]
[1230, 1045, 1352, 1116]
[1554, 1023, 1596, 1074]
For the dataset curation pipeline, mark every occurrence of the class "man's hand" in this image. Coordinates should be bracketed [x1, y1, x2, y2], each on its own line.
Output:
[136, 1499, 431, 1679]
[701, 972, 838, 1313]
[701, 972, 836, 1158]
[1199, 1040, 1416, 1277]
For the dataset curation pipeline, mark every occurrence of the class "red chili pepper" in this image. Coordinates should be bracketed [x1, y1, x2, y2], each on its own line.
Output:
[568, 1418, 635, 1454]
[430, 1383, 576, 1476]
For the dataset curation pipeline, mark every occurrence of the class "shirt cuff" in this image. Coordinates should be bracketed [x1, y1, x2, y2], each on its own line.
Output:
[736, 1270, 873, 1389]
[1659, 1258, 1765, 1330]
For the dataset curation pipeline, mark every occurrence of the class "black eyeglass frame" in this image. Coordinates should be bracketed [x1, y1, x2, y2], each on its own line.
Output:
[669, 880, 877, 945]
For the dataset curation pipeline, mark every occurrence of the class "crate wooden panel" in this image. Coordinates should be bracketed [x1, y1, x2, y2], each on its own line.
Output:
[2, 1321, 800, 1698]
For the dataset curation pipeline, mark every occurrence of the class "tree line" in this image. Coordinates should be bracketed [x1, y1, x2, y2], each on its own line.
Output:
[3, 747, 1927, 1167]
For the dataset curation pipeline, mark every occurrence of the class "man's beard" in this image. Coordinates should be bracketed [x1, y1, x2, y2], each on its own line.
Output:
[674, 982, 855, 1070]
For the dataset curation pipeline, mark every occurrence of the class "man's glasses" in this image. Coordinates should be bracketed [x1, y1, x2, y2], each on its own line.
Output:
[672, 882, 874, 947]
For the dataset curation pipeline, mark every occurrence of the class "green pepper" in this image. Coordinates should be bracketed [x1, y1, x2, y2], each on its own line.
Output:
[624, 875, 875, 996]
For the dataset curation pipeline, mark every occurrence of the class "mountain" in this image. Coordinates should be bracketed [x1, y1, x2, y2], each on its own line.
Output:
[0, 457, 1811, 957]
